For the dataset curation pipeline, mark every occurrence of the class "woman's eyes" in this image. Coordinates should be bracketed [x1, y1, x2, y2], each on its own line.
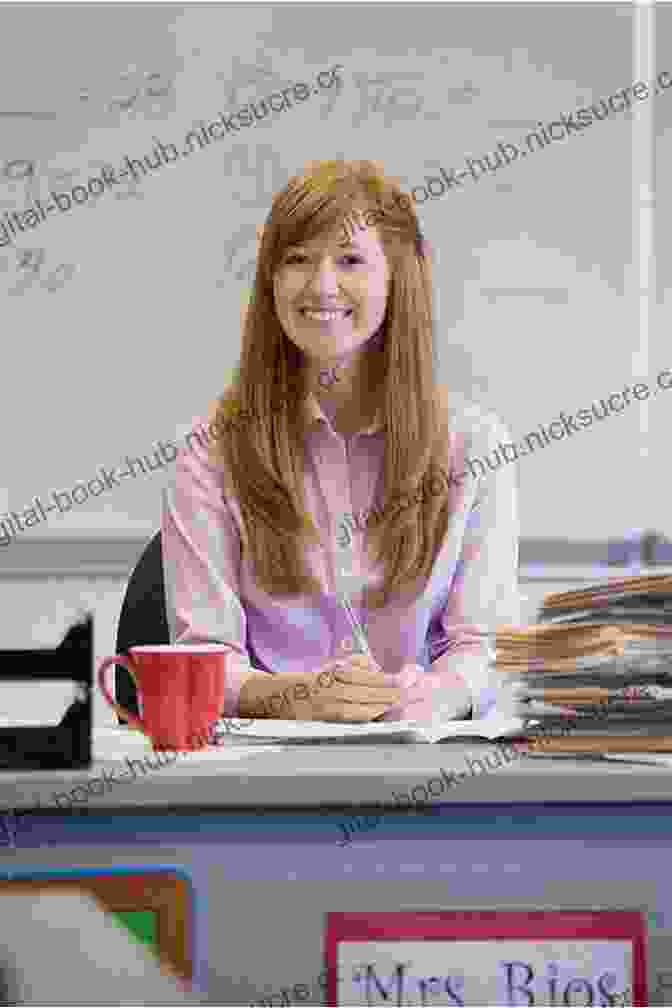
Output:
[284, 254, 365, 266]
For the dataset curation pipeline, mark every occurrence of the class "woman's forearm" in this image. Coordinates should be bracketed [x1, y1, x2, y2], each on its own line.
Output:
[239, 670, 316, 718]
[238, 666, 341, 719]
[238, 659, 396, 722]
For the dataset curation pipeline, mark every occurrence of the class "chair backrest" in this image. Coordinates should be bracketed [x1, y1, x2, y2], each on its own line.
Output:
[114, 531, 170, 725]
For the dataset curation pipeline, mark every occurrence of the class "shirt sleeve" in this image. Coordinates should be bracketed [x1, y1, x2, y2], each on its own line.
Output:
[160, 417, 266, 717]
[430, 409, 521, 719]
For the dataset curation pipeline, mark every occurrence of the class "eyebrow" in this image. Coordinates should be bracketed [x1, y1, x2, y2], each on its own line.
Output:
[286, 241, 366, 253]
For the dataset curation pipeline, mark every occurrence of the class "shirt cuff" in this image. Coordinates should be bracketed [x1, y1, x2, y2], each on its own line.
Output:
[221, 650, 258, 717]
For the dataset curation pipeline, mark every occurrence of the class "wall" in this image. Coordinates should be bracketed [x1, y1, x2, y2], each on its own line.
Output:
[1, 3, 669, 548]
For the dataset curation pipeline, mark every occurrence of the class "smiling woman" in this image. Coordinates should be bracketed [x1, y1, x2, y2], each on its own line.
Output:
[161, 158, 520, 725]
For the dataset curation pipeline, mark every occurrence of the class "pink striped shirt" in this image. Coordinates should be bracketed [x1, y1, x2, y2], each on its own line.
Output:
[161, 395, 520, 719]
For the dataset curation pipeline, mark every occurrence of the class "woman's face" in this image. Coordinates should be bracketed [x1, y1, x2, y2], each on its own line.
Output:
[273, 217, 390, 367]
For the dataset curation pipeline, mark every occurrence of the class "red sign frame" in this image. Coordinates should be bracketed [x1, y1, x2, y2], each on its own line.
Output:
[325, 909, 647, 1006]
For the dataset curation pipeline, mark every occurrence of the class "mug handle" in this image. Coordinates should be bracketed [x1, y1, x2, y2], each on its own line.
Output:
[98, 655, 146, 733]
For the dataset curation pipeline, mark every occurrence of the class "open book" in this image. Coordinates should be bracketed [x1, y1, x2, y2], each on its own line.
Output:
[214, 710, 525, 744]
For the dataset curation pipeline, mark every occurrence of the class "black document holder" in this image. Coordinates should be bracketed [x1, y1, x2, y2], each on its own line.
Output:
[0, 612, 92, 770]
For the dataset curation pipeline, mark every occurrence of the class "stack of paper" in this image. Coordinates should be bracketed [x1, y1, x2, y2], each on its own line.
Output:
[496, 574, 672, 754]
[539, 574, 672, 626]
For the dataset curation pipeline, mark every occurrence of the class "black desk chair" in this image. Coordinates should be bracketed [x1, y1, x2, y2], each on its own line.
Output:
[114, 531, 170, 725]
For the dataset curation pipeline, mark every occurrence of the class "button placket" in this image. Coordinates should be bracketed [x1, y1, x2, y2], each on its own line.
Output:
[319, 439, 352, 579]
[340, 635, 355, 654]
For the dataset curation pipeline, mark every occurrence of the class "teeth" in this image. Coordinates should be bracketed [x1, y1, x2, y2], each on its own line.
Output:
[302, 309, 350, 321]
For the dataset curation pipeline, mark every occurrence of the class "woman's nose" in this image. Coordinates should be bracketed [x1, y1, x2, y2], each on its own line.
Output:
[305, 260, 341, 294]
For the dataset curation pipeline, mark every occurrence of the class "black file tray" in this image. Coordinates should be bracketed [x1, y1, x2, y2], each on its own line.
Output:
[0, 612, 92, 770]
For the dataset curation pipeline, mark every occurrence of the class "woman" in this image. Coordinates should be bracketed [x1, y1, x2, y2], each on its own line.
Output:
[161, 158, 520, 722]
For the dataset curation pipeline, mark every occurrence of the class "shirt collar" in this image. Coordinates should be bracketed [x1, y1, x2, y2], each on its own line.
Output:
[302, 392, 384, 436]
[301, 328, 386, 435]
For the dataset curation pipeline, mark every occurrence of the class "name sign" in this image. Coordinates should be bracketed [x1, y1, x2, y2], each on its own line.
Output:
[325, 910, 647, 1006]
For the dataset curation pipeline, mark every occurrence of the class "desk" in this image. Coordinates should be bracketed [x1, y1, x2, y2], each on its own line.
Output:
[2, 733, 672, 1004]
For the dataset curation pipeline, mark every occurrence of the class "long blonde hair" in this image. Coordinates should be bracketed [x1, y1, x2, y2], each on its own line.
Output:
[208, 159, 459, 609]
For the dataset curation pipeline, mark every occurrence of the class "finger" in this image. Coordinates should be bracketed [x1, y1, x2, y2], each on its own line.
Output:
[317, 701, 392, 723]
[318, 680, 401, 706]
[335, 658, 385, 684]
[328, 674, 401, 699]
[339, 671, 390, 690]
[323, 656, 379, 672]
[343, 654, 381, 671]
[346, 684, 402, 704]
[377, 706, 407, 721]
[388, 706, 433, 723]
[388, 664, 423, 689]
[376, 700, 431, 721]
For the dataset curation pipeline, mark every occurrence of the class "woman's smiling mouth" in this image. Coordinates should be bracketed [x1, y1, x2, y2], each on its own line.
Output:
[300, 308, 354, 322]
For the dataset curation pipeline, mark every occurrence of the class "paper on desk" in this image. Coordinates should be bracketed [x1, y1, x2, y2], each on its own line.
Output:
[601, 752, 672, 767]
[521, 751, 672, 766]
[214, 710, 525, 743]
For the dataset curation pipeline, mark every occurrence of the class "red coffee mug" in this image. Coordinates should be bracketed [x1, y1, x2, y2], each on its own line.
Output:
[98, 645, 228, 751]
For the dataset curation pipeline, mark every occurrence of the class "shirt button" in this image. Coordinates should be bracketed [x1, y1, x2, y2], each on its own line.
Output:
[340, 636, 355, 653]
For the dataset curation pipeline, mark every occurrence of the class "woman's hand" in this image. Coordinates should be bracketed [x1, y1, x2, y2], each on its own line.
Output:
[241, 656, 402, 722]
[378, 664, 473, 722]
